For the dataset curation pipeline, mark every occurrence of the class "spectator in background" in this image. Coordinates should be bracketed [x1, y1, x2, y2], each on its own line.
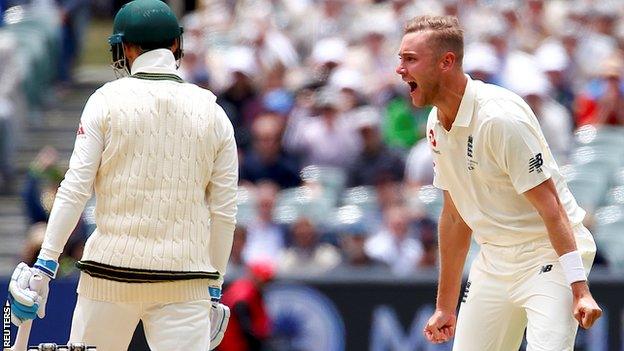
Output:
[0, 107, 14, 195]
[279, 217, 342, 275]
[482, 21, 511, 81]
[220, 262, 274, 351]
[243, 17, 299, 75]
[242, 181, 286, 265]
[292, 1, 353, 56]
[328, 67, 367, 112]
[334, 221, 385, 270]
[218, 46, 262, 150]
[364, 205, 423, 276]
[0, 29, 20, 195]
[463, 41, 500, 85]
[240, 112, 301, 189]
[558, 25, 584, 90]
[508, 66, 573, 164]
[56, 0, 91, 84]
[382, 68, 433, 150]
[375, 181, 406, 215]
[261, 65, 295, 118]
[382, 91, 423, 150]
[227, 226, 249, 278]
[347, 15, 397, 105]
[576, 52, 624, 127]
[347, 106, 405, 187]
[575, 3, 619, 81]
[22, 147, 64, 224]
[308, 37, 348, 84]
[284, 86, 360, 168]
[535, 39, 575, 114]
[178, 40, 210, 88]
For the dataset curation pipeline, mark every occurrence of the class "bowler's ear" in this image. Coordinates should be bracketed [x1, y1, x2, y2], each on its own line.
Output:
[439, 52, 456, 71]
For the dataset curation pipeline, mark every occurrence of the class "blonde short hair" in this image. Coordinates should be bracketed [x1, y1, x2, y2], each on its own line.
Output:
[404, 15, 464, 63]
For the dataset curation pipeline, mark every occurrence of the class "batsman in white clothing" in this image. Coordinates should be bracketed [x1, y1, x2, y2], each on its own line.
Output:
[396, 16, 602, 350]
[7, 1, 237, 350]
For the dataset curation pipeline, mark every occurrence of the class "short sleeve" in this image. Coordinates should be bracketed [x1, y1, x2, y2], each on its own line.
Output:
[485, 116, 551, 194]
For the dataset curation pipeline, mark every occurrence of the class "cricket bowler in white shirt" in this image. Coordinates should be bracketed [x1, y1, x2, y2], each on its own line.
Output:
[6, 1, 237, 350]
[396, 15, 602, 350]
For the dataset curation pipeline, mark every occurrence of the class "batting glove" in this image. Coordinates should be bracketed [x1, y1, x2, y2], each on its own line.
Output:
[8, 257, 58, 326]
[209, 286, 230, 350]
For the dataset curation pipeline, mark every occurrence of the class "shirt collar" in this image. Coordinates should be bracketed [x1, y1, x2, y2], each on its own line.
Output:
[452, 75, 476, 128]
[130, 49, 178, 76]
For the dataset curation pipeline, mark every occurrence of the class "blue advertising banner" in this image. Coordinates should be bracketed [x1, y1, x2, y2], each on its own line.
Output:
[1, 273, 622, 350]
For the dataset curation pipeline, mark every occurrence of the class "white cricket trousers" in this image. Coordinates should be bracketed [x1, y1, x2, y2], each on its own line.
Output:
[68, 295, 212, 351]
[453, 224, 596, 351]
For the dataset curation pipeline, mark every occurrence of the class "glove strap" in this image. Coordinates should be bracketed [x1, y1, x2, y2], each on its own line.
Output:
[34, 257, 59, 279]
[209, 287, 222, 302]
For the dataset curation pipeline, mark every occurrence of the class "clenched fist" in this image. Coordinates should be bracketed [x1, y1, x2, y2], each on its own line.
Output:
[571, 282, 602, 329]
[423, 309, 456, 344]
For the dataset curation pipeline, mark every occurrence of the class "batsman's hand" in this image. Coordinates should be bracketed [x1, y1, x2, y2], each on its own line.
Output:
[424, 309, 456, 344]
[209, 287, 230, 350]
[7, 258, 57, 326]
[572, 281, 602, 329]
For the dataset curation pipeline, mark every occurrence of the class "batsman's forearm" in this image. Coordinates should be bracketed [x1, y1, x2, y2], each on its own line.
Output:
[41, 184, 92, 261]
[436, 213, 472, 313]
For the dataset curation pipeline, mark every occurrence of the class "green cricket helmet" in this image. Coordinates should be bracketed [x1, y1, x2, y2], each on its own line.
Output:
[109, 0, 184, 74]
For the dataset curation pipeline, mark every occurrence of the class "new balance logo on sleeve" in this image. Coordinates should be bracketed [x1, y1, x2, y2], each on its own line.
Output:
[539, 264, 553, 274]
[529, 153, 543, 173]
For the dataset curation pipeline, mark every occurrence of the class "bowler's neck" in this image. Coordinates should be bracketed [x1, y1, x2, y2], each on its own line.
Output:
[435, 73, 468, 131]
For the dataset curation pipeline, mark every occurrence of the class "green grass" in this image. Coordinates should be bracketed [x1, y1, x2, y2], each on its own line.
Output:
[78, 19, 113, 66]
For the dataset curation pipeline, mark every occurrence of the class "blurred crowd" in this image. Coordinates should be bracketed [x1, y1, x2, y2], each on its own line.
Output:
[3, 0, 624, 278]
[0, 0, 89, 196]
[185, 0, 624, 276]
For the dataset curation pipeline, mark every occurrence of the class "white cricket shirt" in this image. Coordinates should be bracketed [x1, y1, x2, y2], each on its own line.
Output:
[428, 76, 585, 246]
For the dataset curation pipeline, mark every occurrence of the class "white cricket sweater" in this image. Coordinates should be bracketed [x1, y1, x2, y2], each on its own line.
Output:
[40, 49, 238, 302]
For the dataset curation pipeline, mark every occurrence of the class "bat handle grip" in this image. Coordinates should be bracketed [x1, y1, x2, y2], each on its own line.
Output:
[12, 274, 45, 351]
[12, 320, 32, 351]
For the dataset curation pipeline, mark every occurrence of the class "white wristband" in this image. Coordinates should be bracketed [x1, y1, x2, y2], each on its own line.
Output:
[558, 250, 586, 285]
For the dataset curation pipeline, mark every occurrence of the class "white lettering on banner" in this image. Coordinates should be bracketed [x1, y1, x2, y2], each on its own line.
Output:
[3, 301, 10, 348]
[370, 304, 451, 351]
